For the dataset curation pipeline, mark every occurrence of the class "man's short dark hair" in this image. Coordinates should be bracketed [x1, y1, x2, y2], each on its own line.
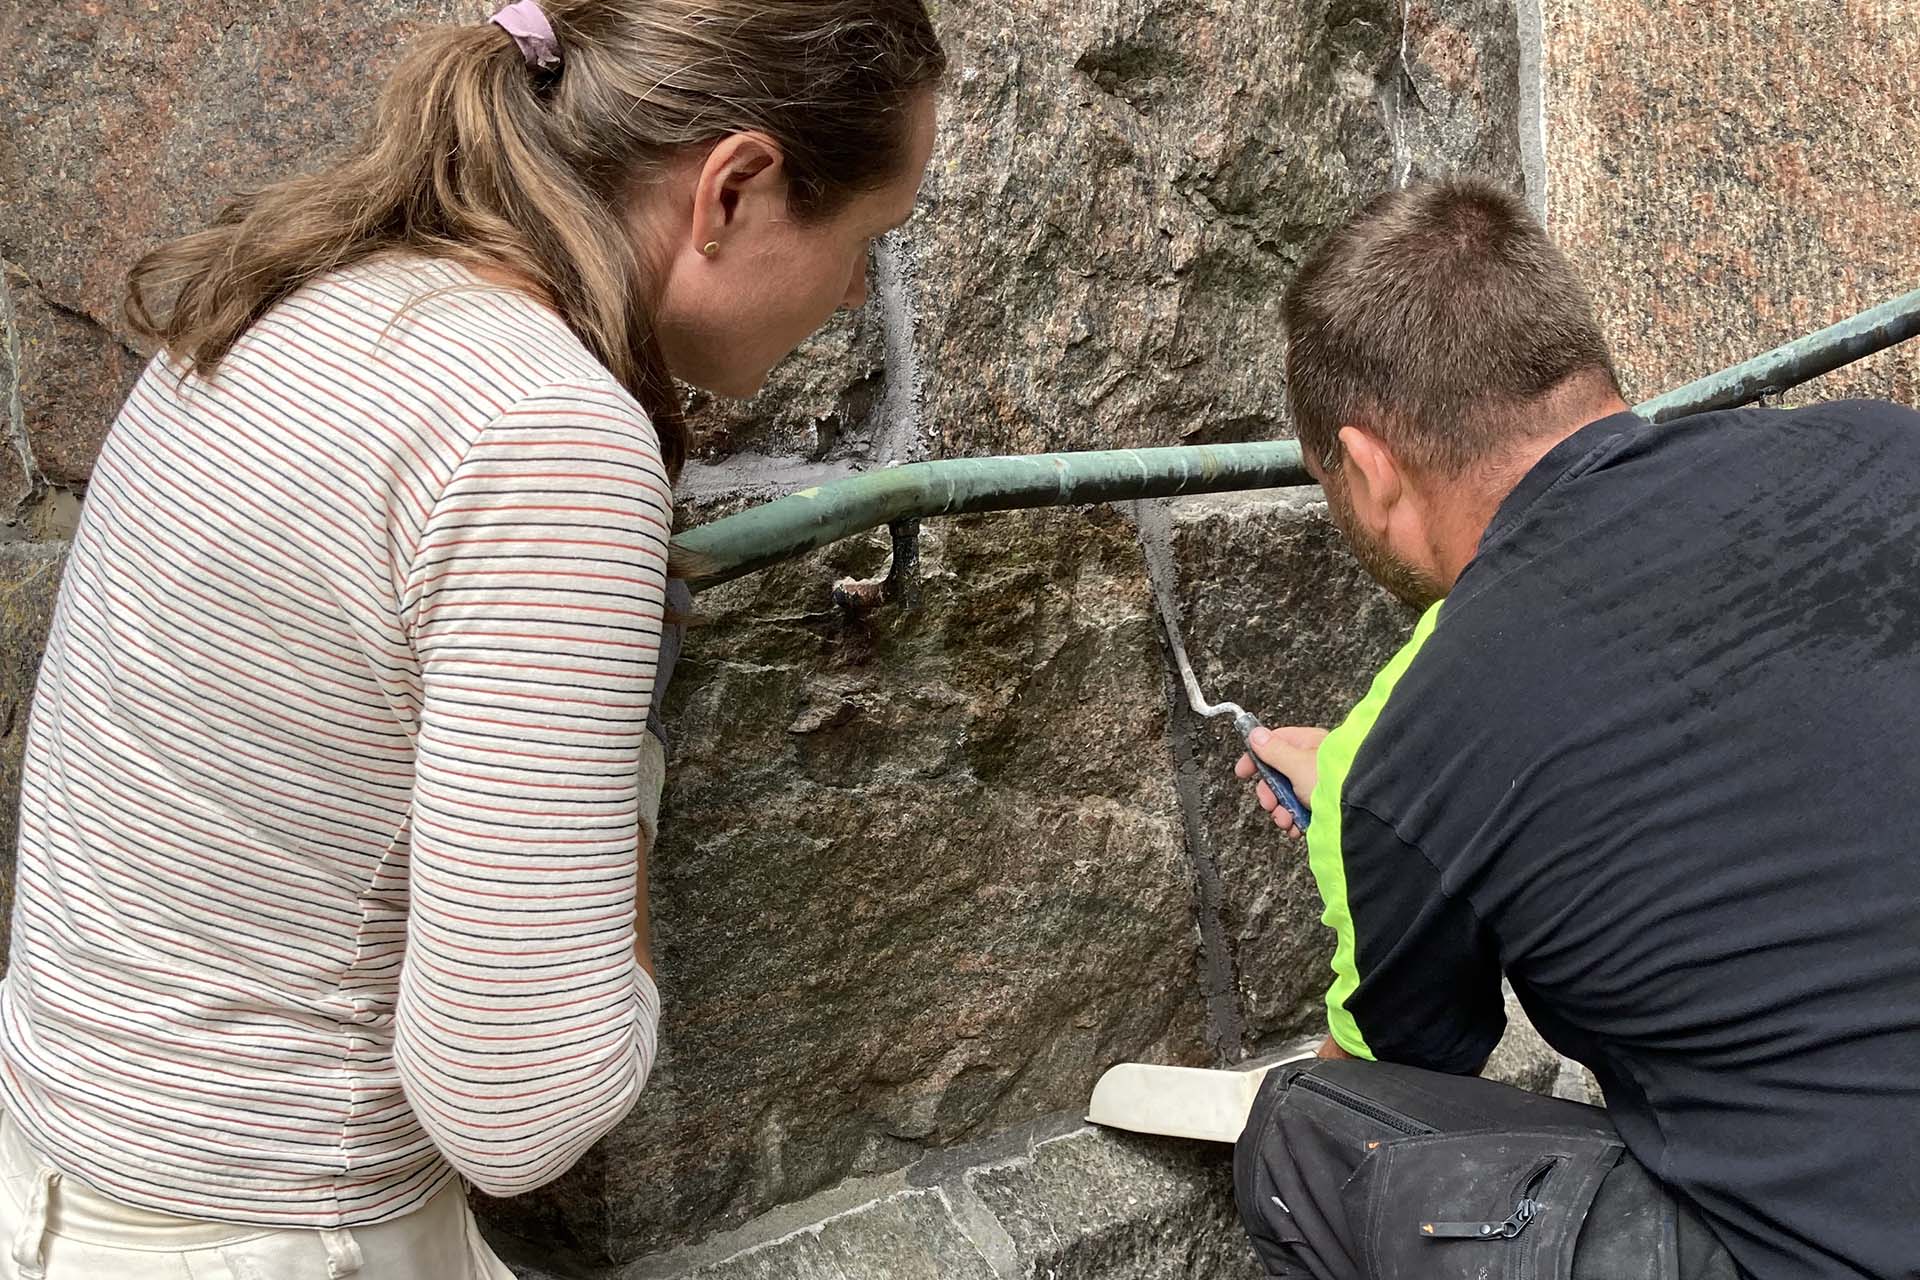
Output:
[1284, 178, 1621, 477]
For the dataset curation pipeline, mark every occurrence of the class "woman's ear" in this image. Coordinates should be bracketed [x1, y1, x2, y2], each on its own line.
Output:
[1336, 424, 1406, 535]
[689, 132, 786, 253]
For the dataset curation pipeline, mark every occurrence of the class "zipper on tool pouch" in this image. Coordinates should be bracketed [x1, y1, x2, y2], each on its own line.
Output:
[1293, 1073, 1434, 1135]
[1420, 1156, 1559, 1241]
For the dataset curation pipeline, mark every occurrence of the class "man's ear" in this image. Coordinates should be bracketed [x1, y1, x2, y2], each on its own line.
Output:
[689, 132, 787, 251]
[1336, 425, 1406, 535]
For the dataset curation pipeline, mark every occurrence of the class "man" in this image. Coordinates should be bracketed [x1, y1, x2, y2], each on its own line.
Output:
[1232, 179, 1920, 1279]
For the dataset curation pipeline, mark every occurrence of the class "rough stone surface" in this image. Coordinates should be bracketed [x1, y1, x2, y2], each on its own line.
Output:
[0, 0, 1529, 479]
[492, 1050, 1570, 1279]
[1159, 492, 1418, 1053]
[0, 2, 473, 524]
[1540, 0, 1920, 406]
[477, 505, 1212, 1261]
[680, 306, 893, 466]
[1572, 1062, 1606, 1107]
[0, 544, 66, 965]
[903, 2, 1372, 459]
[893, 0, 1525, 461]
[1395, 0, 1529, 191]
[679, 0, 1527, 466]
[0, 2, 466, 325]
[966, 1128, 1262, 1280]
[477, 483, 1491, 1262]
[0, 264, 140, 494]
[672, 1191, 1000, 1280]
[494, 1117, 1262, 1280]
[1483, 987, 1565, 1096]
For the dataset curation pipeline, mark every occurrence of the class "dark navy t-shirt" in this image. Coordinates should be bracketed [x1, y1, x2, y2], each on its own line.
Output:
[1306, 402, 1920, 1279]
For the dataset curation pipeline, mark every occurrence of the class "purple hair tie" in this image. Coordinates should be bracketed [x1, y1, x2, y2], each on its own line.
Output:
[490, 0, 561, 72]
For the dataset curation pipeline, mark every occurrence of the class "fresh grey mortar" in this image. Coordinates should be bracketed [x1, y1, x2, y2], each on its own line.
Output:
[1124, 496, 1249, 1062]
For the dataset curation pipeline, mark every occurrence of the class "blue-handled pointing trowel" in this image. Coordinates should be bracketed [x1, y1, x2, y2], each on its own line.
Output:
[1153, 594, 1312, 832]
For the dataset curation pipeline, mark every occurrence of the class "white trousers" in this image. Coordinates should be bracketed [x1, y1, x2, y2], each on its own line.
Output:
[0, 1111, 516, 1279]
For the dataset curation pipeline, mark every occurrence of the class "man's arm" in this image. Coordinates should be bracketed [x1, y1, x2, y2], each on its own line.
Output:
[1246, 728, 1505, 1073]
[1316, 801, 1505, 1071]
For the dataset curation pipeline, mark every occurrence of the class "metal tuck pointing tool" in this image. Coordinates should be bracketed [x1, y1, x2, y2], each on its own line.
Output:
[1154, 595, 1313, 833]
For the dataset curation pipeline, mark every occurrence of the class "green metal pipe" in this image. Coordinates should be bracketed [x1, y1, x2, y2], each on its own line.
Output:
[670, 441, 1311, 588]
[1632, 286, 1920, 423]
[672, 285, 1919, 590]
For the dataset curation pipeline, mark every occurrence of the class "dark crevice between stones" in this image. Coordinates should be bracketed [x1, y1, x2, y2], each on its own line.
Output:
[1122, 498, 1249, 1064]
[0, 270, 41, 527]
[675, 227, 920, 484]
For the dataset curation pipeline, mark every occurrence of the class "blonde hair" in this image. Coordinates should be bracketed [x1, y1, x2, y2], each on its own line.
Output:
[125, 0, 947, 477]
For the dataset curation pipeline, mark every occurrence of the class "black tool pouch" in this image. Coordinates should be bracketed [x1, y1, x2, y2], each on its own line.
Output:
[1235, 1059, 1735, 1280]
[1346, 1127, 1621, 1280]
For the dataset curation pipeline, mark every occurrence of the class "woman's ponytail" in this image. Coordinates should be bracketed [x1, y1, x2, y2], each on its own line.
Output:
[125, 0, 948, 480]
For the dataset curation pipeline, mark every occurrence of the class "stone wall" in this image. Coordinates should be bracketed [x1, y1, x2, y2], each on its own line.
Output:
[503, 1115, 1274, 1280]
[1534, 0, 1920, 404]
[1, 0, 1915, 1274]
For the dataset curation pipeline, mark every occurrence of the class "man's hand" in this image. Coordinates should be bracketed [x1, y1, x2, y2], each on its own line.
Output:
[1235, 725, 1329, 839]
[1315, 1035, 1356, 1061]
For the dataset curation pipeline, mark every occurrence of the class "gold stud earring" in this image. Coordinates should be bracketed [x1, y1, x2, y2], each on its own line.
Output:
[702, 241, 721, 258]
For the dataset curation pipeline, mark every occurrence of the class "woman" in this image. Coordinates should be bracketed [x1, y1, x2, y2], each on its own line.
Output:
[0, 1, 943, 1275]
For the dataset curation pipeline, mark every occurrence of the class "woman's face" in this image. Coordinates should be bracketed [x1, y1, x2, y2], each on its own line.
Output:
[646, 94, 939, 399]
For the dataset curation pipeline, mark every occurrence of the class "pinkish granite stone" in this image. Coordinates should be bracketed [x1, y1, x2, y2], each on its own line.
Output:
[2, 264, 140, 492]
[1541, 0, 1920, 405]
[0, 3, 463, 327]
[0, 3, 466, 506]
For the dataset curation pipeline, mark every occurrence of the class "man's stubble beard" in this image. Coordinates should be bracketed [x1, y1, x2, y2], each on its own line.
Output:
[1322, 482, 1447, 611]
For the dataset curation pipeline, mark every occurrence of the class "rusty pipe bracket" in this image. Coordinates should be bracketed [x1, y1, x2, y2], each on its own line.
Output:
[831, 519, 922, 616]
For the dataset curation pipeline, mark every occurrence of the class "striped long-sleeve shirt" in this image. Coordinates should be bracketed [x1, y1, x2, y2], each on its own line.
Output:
[0, 256, 669, 1225]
